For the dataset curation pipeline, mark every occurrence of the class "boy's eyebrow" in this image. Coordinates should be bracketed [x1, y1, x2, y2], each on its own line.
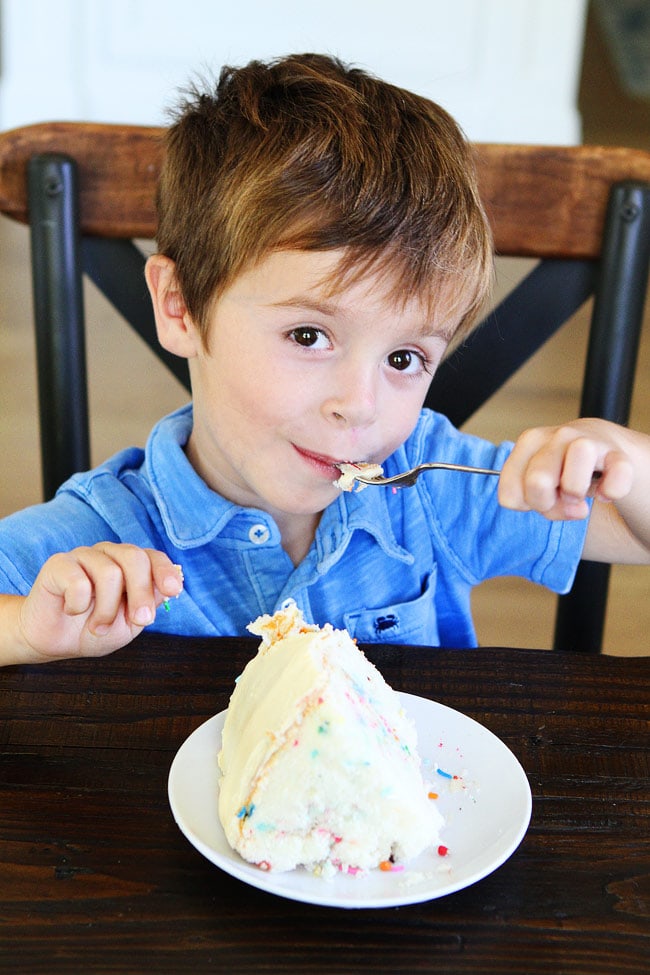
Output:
[425, 323, 457, 345]
[416, 320, 450, 341]
[270, 294, 451, 342]
[269, 295, 338, 316]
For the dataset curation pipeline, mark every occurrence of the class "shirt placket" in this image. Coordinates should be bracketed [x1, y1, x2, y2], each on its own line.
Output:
[241, 516, 294, 612]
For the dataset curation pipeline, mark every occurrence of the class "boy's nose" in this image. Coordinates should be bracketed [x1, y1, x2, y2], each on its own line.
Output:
[322, 367, 378, 428]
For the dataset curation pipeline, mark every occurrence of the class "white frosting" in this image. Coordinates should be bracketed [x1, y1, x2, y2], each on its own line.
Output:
[334, 462, 384, 492]
[218, 603, 443, 874]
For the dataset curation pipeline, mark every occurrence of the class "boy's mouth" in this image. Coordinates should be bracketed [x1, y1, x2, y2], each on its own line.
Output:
[293, 446, 361, 477]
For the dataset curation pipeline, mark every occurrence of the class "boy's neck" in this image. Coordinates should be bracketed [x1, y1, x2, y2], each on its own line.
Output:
[183, 428, 321, 565]
[274, 510, 322, 566]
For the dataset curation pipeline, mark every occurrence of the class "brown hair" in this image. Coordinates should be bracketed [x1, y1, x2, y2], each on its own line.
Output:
[156, 53, 493, 347]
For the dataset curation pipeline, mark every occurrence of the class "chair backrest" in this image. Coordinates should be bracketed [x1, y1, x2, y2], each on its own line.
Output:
[1, 122, 650, 652]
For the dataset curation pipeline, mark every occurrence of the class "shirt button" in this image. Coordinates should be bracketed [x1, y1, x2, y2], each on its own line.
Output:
[248, 523, 271, 545]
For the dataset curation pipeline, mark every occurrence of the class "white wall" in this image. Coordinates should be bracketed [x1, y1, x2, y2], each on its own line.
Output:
[0, 0, 588, 144]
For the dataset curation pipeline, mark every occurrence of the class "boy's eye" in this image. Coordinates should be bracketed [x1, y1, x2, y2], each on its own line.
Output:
[387, 349, 425, 374]
[289, 327, 329, 349]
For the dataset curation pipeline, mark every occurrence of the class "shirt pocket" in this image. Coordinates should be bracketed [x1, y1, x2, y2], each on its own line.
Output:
[343, 570, 439, 645]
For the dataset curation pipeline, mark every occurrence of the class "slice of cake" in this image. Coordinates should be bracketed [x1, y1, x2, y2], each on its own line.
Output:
[217, 601, 443, 875]
[334, 461, 384, 492]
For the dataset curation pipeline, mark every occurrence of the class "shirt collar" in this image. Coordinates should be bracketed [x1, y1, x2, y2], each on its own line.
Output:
[315, 486, 414, 569]
[146, 406, 247, 548]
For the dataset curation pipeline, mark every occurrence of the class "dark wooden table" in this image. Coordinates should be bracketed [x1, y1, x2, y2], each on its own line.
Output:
[0, 634, 648, 974]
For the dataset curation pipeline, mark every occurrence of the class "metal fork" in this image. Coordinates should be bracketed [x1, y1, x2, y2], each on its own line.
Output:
[352, 462, 502, 488]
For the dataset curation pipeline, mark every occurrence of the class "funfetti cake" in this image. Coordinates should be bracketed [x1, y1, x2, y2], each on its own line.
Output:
[335, 461, 384, 492]
[217, 601, 443, 875]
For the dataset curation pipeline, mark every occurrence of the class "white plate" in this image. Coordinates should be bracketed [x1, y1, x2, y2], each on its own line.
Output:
[168, 693, 532, 909]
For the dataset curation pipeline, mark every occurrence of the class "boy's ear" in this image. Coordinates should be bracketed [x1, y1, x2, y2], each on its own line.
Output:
[145, 254, 201, 358]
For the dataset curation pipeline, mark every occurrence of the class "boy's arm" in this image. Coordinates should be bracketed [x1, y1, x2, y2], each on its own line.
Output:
[498, 418, 650, 564]
[0, 543, 184, 666]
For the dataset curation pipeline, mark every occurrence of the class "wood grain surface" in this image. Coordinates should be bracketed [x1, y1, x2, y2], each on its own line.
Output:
[1, 634, 648, 974]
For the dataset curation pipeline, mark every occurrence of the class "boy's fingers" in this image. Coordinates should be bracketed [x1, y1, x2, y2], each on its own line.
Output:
[500, 427, 623, 517]
[554, 437, 597, 498]
[88, 545, 184, 628]
[148, 551, 184, 601]
[99, 543, 163, 627]
[73, 545, 137, 631]
[35, 544, 183, 636]
[595, 452, 634, 501]
[39, 551, 95, 615]
[498, 426, 557, 510]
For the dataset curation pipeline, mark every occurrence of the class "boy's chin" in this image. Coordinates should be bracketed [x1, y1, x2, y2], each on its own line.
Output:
[272, 485, 340, 517]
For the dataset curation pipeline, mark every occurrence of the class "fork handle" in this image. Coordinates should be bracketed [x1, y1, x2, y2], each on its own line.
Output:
[420, 463, 501, 475]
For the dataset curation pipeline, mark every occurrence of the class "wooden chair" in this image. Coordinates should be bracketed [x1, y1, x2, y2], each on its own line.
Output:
[1, 122, 650, 652]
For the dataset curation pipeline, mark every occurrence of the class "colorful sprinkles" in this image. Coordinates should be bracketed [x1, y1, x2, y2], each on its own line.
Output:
[236, 803, 255, 820]
[379, 860, 404, 873]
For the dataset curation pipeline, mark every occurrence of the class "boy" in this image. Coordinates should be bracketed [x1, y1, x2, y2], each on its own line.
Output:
[1, 53, 649, 665]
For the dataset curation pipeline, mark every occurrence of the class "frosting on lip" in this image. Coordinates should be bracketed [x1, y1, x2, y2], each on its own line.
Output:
[334, 461, 385, 492]
[293, 446, 384, 491]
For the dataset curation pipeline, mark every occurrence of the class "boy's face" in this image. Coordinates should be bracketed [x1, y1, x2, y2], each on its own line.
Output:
[184, 249, 450, 529]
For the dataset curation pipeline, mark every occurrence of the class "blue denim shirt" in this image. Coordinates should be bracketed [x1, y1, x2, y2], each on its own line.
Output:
[0, 405, 588, 647]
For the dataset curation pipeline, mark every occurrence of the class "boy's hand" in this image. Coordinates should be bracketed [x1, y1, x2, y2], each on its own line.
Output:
[15, 543, 184, 663]
[498, 420, 634, 521]
[498, 419, 650, 564]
